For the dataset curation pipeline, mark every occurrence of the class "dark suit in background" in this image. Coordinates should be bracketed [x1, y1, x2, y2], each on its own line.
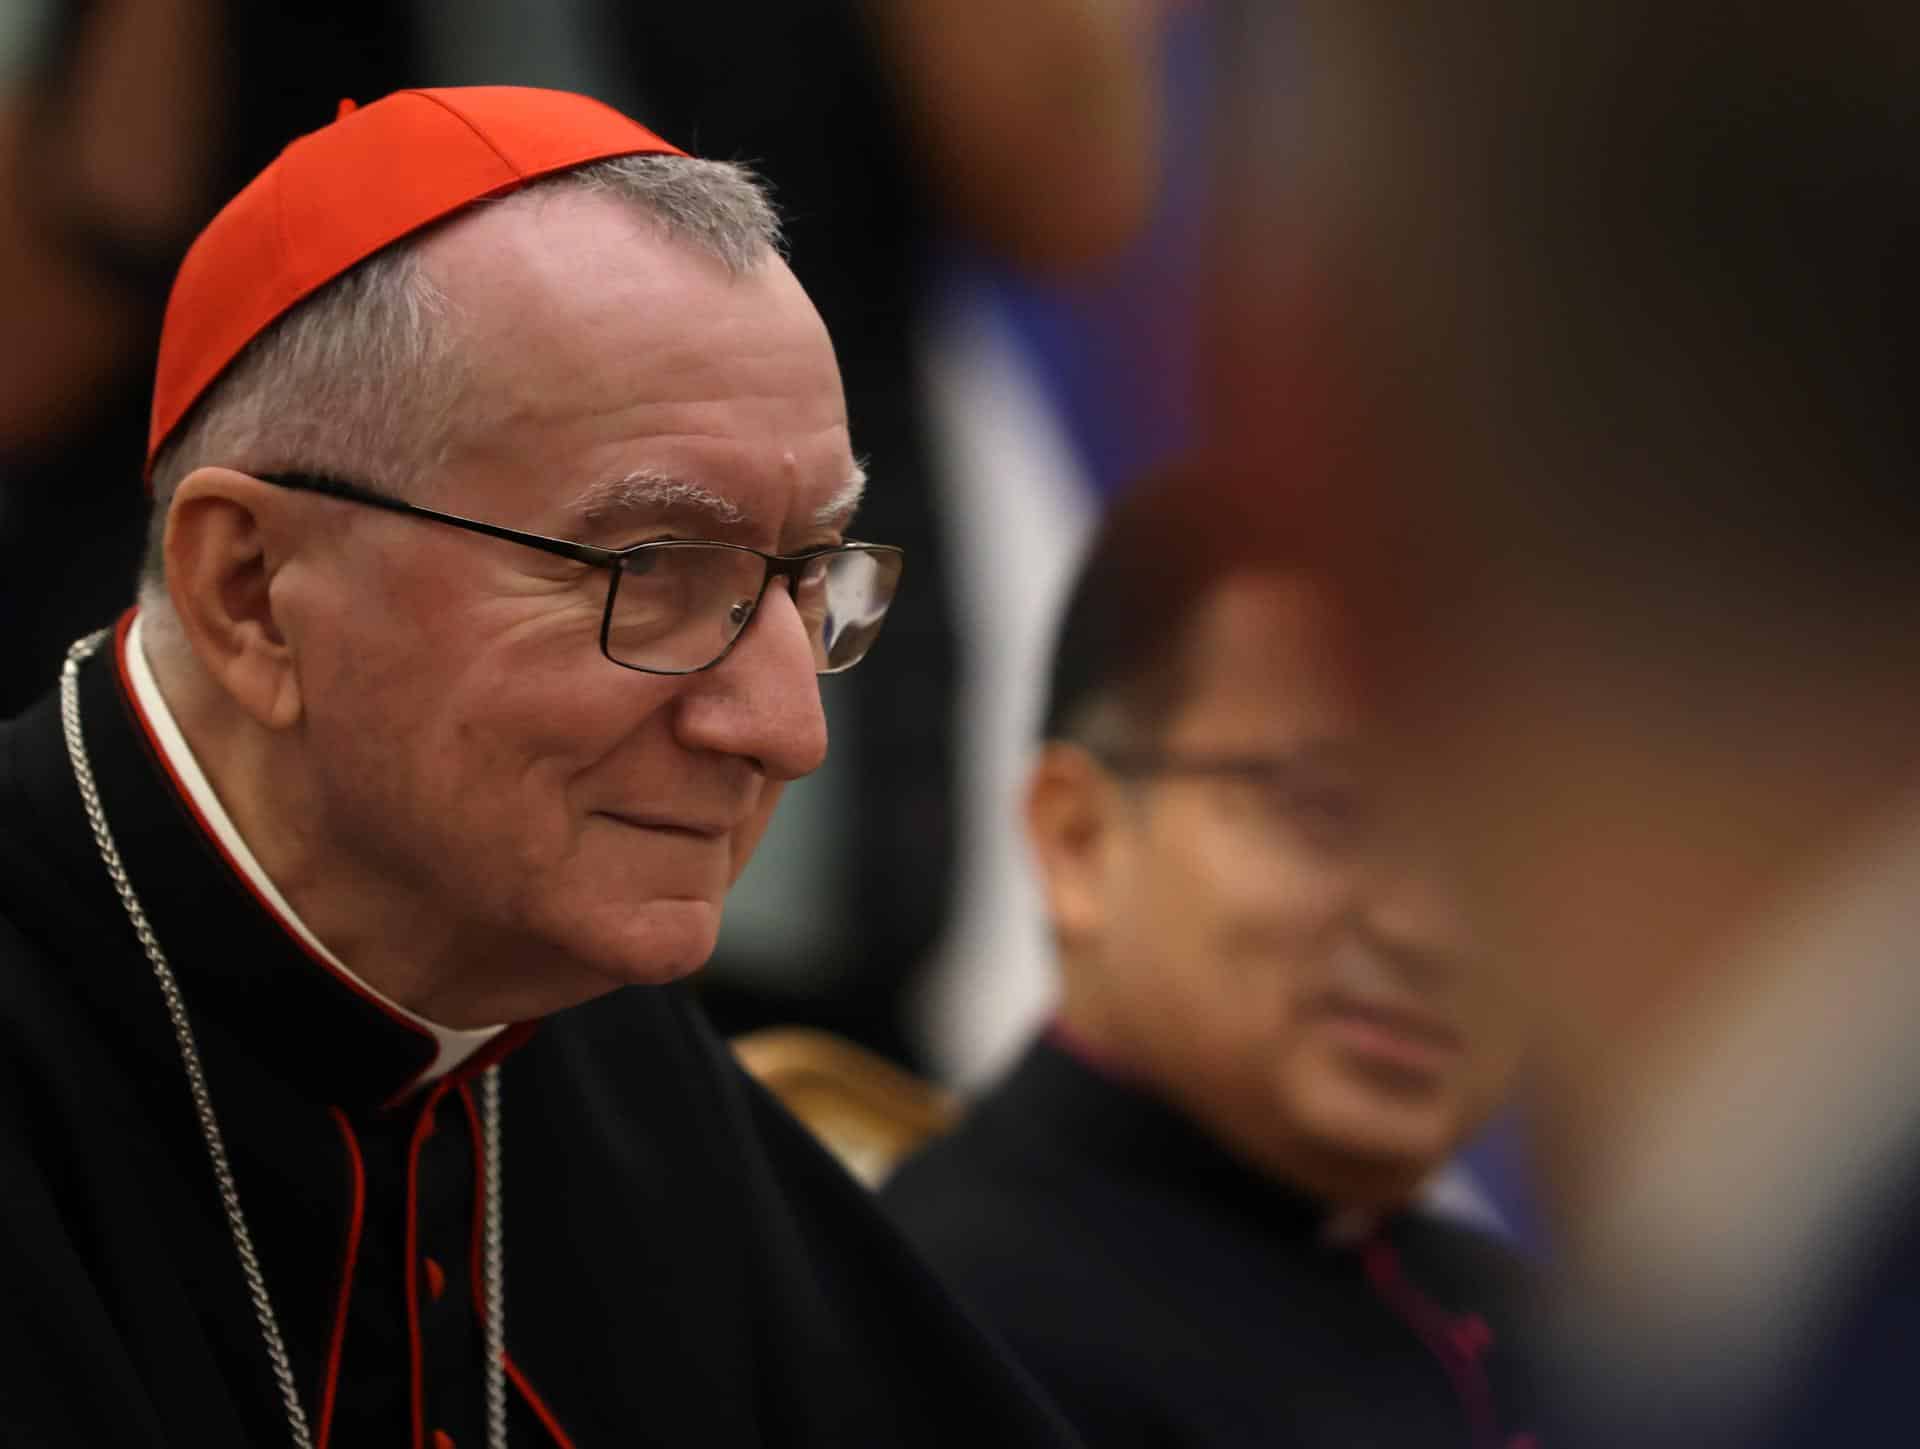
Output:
[887, 1038, 1541, 1449]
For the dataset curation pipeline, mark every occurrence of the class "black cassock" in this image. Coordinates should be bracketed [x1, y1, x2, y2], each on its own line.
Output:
[884, 1038, 1542, 1449]
[0, 619, 1076, 1449]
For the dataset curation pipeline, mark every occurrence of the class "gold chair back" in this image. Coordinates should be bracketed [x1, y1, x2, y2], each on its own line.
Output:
[732, 1027, 957, 1188]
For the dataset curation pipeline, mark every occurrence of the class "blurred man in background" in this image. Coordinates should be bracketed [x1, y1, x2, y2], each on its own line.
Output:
[1222, 6, 1920, 1445]
[885, 468, 1538, 1448]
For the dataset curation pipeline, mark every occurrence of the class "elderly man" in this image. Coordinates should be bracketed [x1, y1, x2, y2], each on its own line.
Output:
[883, 470, 1538, 1448]
[0, 87, 1076, 1448]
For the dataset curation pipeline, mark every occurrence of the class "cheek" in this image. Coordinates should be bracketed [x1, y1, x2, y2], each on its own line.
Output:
[305, 638, 670, 863]
[1202, 840, 1358, 989]
[728, 782, 786, 883]
[1134, 831, 1354, 1054]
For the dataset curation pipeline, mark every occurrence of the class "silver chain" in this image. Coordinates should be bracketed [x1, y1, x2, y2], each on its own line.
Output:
[60, 629, 507, 1449]
[482, 1064, 508, 1448]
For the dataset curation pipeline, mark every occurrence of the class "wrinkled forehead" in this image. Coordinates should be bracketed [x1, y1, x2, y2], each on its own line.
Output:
[419, 192, 858, 541]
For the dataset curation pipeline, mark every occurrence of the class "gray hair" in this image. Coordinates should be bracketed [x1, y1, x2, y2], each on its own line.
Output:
[140, 153, 784, 600]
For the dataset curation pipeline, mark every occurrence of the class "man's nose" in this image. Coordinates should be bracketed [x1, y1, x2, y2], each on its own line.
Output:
[1359, 855, 1474, 975]
[672, 584, 829, 780]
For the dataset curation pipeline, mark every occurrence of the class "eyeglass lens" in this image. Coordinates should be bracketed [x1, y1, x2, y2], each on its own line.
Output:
[605, 543, 902, 674]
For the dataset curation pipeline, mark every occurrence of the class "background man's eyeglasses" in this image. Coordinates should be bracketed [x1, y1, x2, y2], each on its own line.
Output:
[255, 471, 904, 675]
[1096, 750, 1378, 855]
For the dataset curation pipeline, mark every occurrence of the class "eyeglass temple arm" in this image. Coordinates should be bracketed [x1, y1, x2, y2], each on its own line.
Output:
[255, 471, 622, 569]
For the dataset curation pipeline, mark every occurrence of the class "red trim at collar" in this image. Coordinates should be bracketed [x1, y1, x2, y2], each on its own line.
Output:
[404, 1081, 452, 1449]
[111, 608, 441, 1091]
[316, 1108, 367, 1449]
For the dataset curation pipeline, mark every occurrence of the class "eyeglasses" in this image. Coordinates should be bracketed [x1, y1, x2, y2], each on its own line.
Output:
[255, 471, 904, 676]
[1096, 750, 1377, 854]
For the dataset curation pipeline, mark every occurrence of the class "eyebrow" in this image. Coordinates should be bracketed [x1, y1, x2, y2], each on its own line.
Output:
[564, 464, 869, 537]
[813, 465, 868, 531]
[567, 471, 746, 531]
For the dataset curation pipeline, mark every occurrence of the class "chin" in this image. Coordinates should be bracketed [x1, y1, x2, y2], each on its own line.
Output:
[1299, 1084, 1463, 1182]
[561, 896, 725, 990]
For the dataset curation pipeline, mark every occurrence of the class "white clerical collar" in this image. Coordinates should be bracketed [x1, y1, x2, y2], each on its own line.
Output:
[123, 612, 504, 1081]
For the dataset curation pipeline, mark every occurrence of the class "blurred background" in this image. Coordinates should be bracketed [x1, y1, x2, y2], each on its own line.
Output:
[18, 7, 1920, 1441]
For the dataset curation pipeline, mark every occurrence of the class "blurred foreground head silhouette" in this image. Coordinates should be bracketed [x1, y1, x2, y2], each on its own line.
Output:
[1217, 5, 1920, 1444]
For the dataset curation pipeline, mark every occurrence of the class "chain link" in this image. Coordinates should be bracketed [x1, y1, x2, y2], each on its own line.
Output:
[60, 629, 507, 1448]
[483, 1064, 509, 1447]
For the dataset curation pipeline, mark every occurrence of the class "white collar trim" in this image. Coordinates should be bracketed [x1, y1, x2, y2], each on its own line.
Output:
[123, 613, 504, 1082]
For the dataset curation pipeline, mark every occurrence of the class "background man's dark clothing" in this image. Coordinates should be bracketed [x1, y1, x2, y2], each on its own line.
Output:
[0, 624, 1075, 1448]
[884, 1039, 1541, 1449]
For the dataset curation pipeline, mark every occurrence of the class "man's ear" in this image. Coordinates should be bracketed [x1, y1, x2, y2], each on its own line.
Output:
[162, 467, 303, 730]
[1024, 741, 1124, 946]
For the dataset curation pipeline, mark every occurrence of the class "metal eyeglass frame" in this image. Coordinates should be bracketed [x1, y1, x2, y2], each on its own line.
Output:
[252, 470, 904, 676]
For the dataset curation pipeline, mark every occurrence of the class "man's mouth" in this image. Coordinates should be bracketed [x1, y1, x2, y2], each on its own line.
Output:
[1311, 993, 1465, 1079]
[596, 812, 731, 842]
